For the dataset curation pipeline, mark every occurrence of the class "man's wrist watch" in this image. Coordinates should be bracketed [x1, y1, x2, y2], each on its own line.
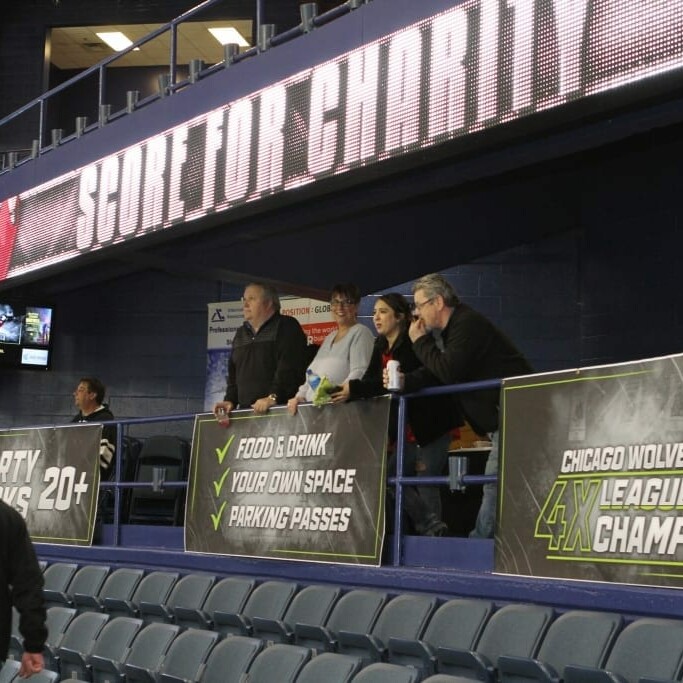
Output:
[267, 393, 278, 404]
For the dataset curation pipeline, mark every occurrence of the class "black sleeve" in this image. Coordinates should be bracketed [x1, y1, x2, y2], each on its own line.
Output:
[8, 511, 47, 654]
[271, 316, 308, 402]
[224, 333, 239, 405]
[348, 344, 385, 400]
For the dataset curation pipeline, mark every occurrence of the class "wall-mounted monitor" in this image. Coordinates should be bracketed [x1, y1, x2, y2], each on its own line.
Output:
[0, 302, 54, 369]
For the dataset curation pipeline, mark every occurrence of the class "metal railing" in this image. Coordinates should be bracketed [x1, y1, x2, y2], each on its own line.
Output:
[97, 378, 501, 564]
[0, 0, 371, 172]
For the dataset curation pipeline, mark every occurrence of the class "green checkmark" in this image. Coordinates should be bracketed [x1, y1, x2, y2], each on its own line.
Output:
[211, 501, 227, 530]
[216, 434, 235, 464]
[213, 467, 231, 497]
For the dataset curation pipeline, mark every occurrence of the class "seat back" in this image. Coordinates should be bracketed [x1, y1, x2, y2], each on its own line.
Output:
[141, 573, 215, 624]
[45, 606, 78, 649]
[296, 653, 362, 683]
[422, 599, 494, 652]
[129, 571, 179, 616]
[0, 660, 20, 683]
[327, 590, 389, 637]
[42, 563, 78, 597]
[128, 436, 189, 525]
[372, 594, 438, 645]
[203, 576, 254, 616]
[284, 584, 340, 630]
[157, 628, 219, 683]
[475, 604, 555, 666]
[351, 662, 421, 683]
[67, 565, 111, 604]
[123, 622, 181, 671]
[243, 644, 311, 683]
[599, 617, 683, 683]
[95, 568, 145, 608]
[242, 580, 298, 621]
[536, 610, 623, 675]
[198, 636, 263, 683]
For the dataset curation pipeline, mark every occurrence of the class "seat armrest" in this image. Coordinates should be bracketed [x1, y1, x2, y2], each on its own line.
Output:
[90, 653, 125, 677]
[251, 616, 293, 643]
[73, 593, 103, 610]
[43, 589, 70, 606]
[337, 630, 386, 663]
[102, 597, 136, 616]
[437, 646, 494, 682]
[498, 655, 560, 683]
[172, 607, 210, 629]
[294, 623, 336, 652]
[138, 601, 173, 622]
[565, 665, 628, 683]
[388, 637, 435, 675]
[213, 611, 251, 636]
[124, 662, 157, 683]
[56, 646, 88, 668]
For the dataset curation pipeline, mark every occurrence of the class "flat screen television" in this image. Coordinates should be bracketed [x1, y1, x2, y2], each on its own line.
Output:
[0, 302, 54, 369]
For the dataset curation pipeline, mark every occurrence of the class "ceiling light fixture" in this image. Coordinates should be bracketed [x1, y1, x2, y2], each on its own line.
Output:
[208, 27, 249, 47]
[96, 31, 138, 52]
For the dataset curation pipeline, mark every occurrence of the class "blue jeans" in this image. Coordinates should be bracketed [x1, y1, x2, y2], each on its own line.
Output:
[469, 430, 498, 539]
[408, 431, 451, 521]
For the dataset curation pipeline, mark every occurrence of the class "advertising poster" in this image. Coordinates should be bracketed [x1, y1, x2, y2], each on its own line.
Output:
[203, 297, 334, 411]
[0, 424, 101, 545]
[496, 353, 683, 588]
[185, 397, 390, 566]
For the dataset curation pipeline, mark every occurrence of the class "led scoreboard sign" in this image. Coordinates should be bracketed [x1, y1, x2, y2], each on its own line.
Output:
[1, 0, 683, 283]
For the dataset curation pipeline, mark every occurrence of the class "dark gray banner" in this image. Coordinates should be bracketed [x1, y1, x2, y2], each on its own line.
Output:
[0, 424, 101, 545]
[185, 398, 390, 566]
[496, 354, 683, 588]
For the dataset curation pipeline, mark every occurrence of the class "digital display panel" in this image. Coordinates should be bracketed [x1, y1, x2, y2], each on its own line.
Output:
[1, 0, 683, 285]
[0, 303, 54, 369]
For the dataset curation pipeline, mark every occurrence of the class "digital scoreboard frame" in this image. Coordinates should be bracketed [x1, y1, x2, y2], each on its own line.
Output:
[1, 0, 683, 285]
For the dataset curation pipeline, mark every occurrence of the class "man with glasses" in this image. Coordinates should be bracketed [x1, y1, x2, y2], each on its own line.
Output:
[214, 282, 308, 426]
[388, 273, 532, 538]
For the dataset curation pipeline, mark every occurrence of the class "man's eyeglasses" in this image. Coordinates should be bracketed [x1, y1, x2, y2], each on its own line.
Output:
[412, 297, 435, 312]
[330, 298, 355, 307]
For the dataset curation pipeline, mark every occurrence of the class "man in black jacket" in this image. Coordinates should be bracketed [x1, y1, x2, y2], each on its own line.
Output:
[0, 500, 47, 675]
[213, 282, 308, 426]
[389, 273, 532, 538]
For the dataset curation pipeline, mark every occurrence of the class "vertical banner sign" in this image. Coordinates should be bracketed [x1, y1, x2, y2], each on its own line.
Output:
[204, 297, 334, 411]
[185, 397, 390, 566]
[496, 353, 683, 589]
[0, 424, 101, 545]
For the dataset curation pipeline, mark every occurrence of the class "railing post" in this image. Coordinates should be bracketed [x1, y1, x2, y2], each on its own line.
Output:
[392, 395, 408, 566]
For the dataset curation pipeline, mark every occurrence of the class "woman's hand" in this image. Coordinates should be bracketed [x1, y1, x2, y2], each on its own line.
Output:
[331, 382, 351, 403]
[287, 397, 300, 415]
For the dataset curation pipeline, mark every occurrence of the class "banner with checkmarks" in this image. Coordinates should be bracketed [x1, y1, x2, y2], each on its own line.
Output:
[185, 397, 391, 565]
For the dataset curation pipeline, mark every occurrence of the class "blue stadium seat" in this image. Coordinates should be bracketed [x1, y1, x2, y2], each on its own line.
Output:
[42, 563, 78, 608]
[76, 567, 144, 613]
[44, 565, 110, 609]
[351, 662, 421, 683]
[296, 652, 363, 683]
[196, 636, 263, 683]
[241, 643, 311, 683]
[44, 611, 110, 675]
[104, 571, 179, 619]
[138, 573, 215, 624]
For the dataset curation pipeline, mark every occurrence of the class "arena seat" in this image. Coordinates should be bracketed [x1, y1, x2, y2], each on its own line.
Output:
[388, 598, 495, 679]
[435, 603, 554, 680]
[195, 635, 263, 683]
[44, 611, 110, 674]
[89, 622, 180, 683]
[143, 628, 219, 683]
[138, 573, 215, 624]
[0, 660, 20, 683]
[351, 662, 421, 683]
[294, 589, 388, 653]
[251, 583, 341, 643]
[337, 593, 438, 665]
[58, 616, 143, 681]
[173, 575, 255, 630]
[104, 571, 179, 619]
[564, 617, 683, 683]
[42, 563, 78, 607]
[44, 564, 110, 609]
[76, 567, 145, 613]
[213, 579, 297, 637]
[498, 609, 623, 683]
[241, 643, 311, 683]
[295, 652, 363, 683]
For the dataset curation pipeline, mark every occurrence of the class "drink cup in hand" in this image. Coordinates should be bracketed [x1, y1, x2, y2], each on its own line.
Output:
[387, 360, 401, 391]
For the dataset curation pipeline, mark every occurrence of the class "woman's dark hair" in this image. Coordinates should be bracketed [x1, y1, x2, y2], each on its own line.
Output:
[331, 283, 361, 305]
[376, 292, 412, 332]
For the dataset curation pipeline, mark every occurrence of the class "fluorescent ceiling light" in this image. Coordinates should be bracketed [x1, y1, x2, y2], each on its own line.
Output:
[208, 27, 249, 47]
[96, 31, 138, 52]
